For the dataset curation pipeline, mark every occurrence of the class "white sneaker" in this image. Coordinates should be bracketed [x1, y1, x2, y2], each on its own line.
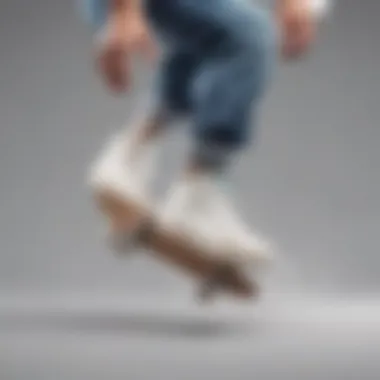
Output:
[88, 129, 159, 252]
[88, 130, 158, 203]
[158, 177, 225, 254]
[158, 175, 274, 267]
[211, 190, 274, 267]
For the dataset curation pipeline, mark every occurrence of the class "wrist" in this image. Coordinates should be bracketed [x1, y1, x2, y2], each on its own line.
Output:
[107, 0, 142, 31]
[278, 0, 309, 12]
[108, 0, 140, 17]
[279, 0, 330, 15]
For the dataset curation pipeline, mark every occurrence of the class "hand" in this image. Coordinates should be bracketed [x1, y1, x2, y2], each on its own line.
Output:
[96, 13, 157, 93]
[277, 0, 317, 59]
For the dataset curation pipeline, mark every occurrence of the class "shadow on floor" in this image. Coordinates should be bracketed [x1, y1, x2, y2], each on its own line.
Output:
[0, 309, 261, 339]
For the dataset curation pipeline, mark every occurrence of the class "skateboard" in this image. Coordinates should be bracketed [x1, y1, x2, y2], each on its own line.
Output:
[92, 187, 260, 301]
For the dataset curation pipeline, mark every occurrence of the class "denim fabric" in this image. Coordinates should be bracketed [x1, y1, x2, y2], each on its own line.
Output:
[145, 0, 277, 149]
[78, 0, 107, 29]
[79, 0, 277, 150]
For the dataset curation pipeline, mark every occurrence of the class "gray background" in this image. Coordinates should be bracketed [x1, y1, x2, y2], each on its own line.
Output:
[1, 0, 380, 379]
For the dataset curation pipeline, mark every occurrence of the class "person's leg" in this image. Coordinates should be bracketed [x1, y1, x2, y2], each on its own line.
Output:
[160, 1, 277, 266]
[88, 36, 196, 198]
[118, 45, 201, 181]
[88, 34, 202, 254]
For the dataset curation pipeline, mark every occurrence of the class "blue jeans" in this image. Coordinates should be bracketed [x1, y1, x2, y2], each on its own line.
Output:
[80, 0, 277, 152]
[145, 0, 277, 151]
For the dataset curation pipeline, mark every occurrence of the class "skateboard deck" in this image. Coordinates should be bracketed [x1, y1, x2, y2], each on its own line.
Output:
[92, 188, 259, 300]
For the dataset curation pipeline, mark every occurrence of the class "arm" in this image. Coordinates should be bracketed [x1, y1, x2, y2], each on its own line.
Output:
[79, 0, 140, 32]
[276, 0, 331, 59]
[106, 0, 140, 28]
[278, 0, 330, 17]
[103, 0, 147, 45]
[84, 0, 155, 93]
